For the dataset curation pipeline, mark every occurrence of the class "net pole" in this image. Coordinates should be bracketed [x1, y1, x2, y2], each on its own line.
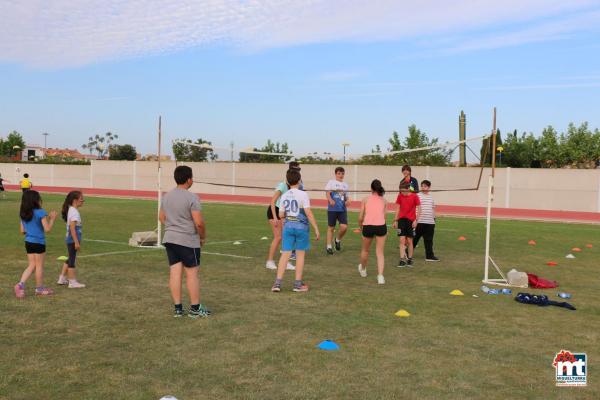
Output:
[484, 107, 497, 283]
[157, 116, 162, 243]
[484, 175, 493, 282]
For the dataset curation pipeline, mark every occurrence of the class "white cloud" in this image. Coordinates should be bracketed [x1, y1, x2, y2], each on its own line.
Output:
[1, 0, 599, 68]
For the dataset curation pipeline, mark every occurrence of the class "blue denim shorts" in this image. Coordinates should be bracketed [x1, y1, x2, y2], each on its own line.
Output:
[282, 227, 310, 251]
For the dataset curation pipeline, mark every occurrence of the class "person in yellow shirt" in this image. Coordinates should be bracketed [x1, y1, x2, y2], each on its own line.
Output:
[20, 173, 32, 193]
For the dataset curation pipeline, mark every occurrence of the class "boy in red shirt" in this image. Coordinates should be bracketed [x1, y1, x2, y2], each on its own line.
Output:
[393, 182, 421, 267]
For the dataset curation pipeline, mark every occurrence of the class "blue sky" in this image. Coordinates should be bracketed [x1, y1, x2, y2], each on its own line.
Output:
[1, 0, 600, 160]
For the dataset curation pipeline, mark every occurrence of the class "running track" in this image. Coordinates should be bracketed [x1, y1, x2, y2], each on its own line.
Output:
[5, 184, 600, 224]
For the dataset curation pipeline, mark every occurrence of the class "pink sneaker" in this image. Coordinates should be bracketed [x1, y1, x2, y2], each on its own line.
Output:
[35, 287, 54, 296]
[14, 283, 25, 299]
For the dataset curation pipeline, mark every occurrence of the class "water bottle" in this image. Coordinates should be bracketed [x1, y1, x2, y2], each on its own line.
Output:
[558, 292, 571, 299]
[480, 285, 490, 294]
[501, 288, 512, 295]
[488, 289, 499, 295]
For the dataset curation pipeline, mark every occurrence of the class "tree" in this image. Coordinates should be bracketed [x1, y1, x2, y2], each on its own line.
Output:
[0, 131, 26, 156]
[239, 140, 292, 163]
[480, 129, 503, 166]
[559, 122, 599, 167]
[538, 126, 560, 167]
[109, 144, 138, 160]
[82, 132, 118, 159]
[172, 138, 217, 162]
[502, 129, 539, 168]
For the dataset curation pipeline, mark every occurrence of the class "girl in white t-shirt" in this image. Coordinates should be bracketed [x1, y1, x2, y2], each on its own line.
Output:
[57, 191, 86, 288]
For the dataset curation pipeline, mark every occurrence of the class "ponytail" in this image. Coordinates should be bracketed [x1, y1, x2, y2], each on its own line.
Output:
[371, 179, 385, 196]
[62, 191, 82, 221]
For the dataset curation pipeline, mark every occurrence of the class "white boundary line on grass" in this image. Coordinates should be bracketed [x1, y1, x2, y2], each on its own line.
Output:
[85, 239, 254, 259]
[87, 238, 249, 246]
[79, 249, 158, 258]
[202, 251, 253, 259]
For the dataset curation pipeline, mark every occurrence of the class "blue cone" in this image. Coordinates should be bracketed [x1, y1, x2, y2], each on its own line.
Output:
[317, 340, 340, 351]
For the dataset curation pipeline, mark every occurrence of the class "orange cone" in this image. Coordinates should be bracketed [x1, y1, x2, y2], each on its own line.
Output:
[353, 228, 361, 233]
[585, 244, 593, 248]
[458, 236, 466, 241]
[547, 261, 557, 266]
[572, 247, 582, 252]
[528, 240, 536, 245]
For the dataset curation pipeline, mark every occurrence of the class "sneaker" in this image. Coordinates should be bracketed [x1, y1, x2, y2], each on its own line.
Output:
[57, 276, 68, 285]
[286, 263, 296, 271]
[293, 283, 309, 292]
[188, 305, 211, 319]
[358, 264, 367, 278]
[68, 280, 86, 289]
[335, 239, 341, 251]
[397, 259, 407, 268]
[174, 308, 184, 318]
[377, 275, 385, 285]
[265, 260, 277, 270]
[290, 251, 297, 261]
[326, 247, 334, 255]
[271, 282, 281, 292]
[407, 258, 414, 267]
[426, 256, 440, 262]
[14, 283, 25, 299]
[35, 287, 54, 296]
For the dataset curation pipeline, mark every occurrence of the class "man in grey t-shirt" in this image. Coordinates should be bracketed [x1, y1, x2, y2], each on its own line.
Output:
[159, 165, 210, 318]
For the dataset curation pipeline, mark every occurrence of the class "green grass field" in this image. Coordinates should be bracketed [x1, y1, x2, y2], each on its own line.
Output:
[1, 191, 598, 399]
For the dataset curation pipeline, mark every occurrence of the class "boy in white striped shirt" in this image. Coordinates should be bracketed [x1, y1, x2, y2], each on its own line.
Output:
[414, 180, 439, 262]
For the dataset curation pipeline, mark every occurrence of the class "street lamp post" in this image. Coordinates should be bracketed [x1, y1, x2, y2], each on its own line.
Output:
[42, 132, 49, 159]
[342, 142, 350, 163]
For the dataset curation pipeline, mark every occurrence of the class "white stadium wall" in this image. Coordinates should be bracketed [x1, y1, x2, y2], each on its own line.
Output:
[1, 161, 599, 213]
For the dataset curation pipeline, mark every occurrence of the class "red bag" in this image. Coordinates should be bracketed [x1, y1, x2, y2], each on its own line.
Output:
[527, 273, 558, 289]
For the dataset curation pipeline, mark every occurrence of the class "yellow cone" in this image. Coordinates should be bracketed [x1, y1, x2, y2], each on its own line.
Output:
[395, 309, 410, 317]
[450, 289, 464, 296]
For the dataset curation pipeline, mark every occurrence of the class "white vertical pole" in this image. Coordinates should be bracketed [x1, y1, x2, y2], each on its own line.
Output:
[353, 164, 358, 201]
[132, 160, 137, 191]
[505, 167, 511, 208]
[50, 164, 55, 186]
[597, 172, 600, 212]
[90, 161, 94, 188]
[157, 117, 162, 243]
[484, 175, 493, 282]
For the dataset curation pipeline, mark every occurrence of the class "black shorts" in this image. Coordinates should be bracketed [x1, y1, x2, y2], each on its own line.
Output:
[327, 211, 348, 227]
[397, 218, 415, 237]
[22, 188, 31, 193]
[25, 241, 46, 254]
[362, 225, 387, 238]
[267, 205, 281, 220]
[164, 243, 201, 268]
[67, 242, 78, 268]
[0, 185, 4, 191]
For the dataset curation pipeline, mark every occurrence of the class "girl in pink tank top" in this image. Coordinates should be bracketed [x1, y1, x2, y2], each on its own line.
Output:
[357, 179, 388, 284]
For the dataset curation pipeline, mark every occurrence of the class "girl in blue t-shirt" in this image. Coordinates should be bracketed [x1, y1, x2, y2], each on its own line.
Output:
[14, 190, 58, 298]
